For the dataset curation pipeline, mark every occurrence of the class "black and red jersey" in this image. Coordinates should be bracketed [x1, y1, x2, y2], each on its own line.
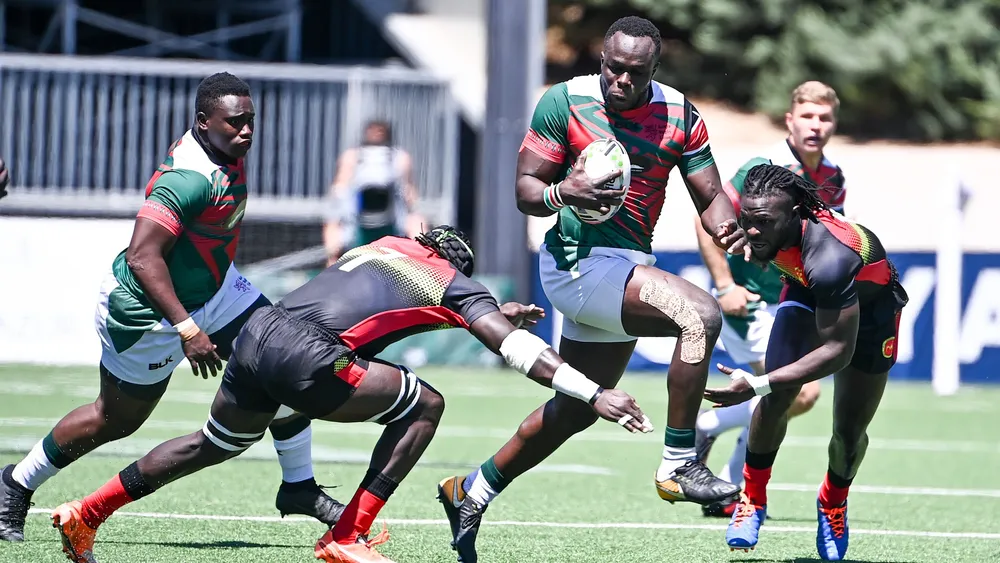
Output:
[771, 210, 902, 310]
[276, 237, 499, 357]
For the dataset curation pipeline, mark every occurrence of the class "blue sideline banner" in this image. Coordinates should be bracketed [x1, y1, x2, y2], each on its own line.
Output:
[529, 251, 1000, 384]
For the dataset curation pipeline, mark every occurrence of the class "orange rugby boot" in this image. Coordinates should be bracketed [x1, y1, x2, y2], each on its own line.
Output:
[315, 525, 395, 563]
[51, 501, 97, 563]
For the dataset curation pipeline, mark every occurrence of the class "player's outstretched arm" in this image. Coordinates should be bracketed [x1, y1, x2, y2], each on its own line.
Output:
[467, 309, 652, 433]
[766, 303, 859, 389]
[705, 303, 859, 406]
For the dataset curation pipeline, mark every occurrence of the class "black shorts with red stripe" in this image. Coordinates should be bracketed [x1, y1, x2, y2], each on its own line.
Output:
[219, 305, 369, 419]
[780, 282, 908, 374]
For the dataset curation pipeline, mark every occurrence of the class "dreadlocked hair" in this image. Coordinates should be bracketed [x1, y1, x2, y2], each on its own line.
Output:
[415, 225, 476, 277]
[743, 164, 829, 221]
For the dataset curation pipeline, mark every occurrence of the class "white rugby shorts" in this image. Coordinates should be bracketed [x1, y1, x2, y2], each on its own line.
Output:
[95, 263, 263, 385]
[538, 244, 655, 343]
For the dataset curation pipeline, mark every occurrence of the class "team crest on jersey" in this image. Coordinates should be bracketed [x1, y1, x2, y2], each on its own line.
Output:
[881, 335, 896, 359]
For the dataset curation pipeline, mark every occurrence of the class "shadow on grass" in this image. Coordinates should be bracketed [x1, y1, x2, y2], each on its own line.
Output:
[102, 539, 304, 550]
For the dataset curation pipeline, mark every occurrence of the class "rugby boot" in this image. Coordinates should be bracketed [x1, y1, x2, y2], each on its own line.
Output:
[276, 480, 347, 527]
[701, 495, 738, 518]
[436, 475, 486, 563]
[315, 524, 394, 563]
[0, 464, 33, 542]
[816, 499, 849, 561]
[51, 501, 98, 563]
[655, 459, 741, 505]
[726, 493, 766, 552]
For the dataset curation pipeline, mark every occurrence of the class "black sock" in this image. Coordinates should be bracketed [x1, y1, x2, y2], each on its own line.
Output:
[745, 448, 779, 470]
[118, 462, 156, 501]
[826, 467, 854, 489]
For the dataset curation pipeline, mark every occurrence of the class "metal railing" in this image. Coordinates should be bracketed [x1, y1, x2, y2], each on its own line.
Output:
[0, 53, 460, 223]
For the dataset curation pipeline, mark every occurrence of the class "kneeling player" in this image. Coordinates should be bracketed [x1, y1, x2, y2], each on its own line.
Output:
[703, 165, 908, 561]
[50, 226, 651, 563]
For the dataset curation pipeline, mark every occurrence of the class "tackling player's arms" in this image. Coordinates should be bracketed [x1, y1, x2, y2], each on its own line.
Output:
[466, 306, 651, 434]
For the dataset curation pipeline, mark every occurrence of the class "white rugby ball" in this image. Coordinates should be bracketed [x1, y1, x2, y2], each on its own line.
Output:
[570, 138, 631, 225]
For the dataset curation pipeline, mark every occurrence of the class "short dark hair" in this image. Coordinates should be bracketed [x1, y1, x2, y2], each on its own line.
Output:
[195, 72, 251, 116]
[605, 16, 661, 58]
[743, 164, 830, 220]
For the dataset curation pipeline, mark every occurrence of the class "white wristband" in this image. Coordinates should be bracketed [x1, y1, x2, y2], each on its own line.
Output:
[551, 363, 601, 404]
[731, 368, 772, 397]
[173, 317, 201, 342]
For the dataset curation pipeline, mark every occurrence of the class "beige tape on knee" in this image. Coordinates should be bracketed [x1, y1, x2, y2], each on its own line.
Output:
[639, 279, 706, 364]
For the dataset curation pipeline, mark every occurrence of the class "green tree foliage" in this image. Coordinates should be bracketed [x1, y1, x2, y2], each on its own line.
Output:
[548, 0, 1000, 141]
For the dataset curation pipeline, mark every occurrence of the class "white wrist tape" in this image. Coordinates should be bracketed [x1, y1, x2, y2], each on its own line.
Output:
[173, 317, 201, 342]
[731, 368, 772, 396]
[551, 363, 601, 404]
[499, 329, 550, 375]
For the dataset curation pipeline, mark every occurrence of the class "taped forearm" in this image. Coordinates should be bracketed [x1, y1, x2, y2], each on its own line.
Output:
[498, 329, 602, 403]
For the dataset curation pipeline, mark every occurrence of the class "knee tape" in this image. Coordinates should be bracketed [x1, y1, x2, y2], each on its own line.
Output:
[367, 365, 422, 425]
[639, 279, 706, 364]
[202, 415, 266, 452]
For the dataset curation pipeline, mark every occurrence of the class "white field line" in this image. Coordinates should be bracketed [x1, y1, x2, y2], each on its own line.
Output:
[25, 508, 1000, 540]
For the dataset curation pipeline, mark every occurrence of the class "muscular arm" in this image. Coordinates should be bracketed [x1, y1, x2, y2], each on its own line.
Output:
[694, 215, 735, 289]
[685, 164, 740, 246]
[515, 150, 562, 217]
[124, 219, 190, 326]
[766, 303, 859, 390]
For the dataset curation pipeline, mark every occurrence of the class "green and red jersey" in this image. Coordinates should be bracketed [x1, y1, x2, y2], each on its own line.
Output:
[112, 130, 248, 312]
[522, 75, 715, 270]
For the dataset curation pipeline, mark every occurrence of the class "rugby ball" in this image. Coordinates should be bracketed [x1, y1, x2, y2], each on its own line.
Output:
[570, 138, 631, 225]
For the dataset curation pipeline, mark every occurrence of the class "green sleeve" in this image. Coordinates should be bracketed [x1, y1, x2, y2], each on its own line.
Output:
[728, 157, 774, 195]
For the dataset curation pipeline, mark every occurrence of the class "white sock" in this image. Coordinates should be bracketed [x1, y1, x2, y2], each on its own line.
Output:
[11, 439, 61, 491]
[466, 470, 500, 506]
[273, 426, 314, 484]
[719, 426, 750, 486]
[656, 445, 697, 482]
[696, 395, 761, 438]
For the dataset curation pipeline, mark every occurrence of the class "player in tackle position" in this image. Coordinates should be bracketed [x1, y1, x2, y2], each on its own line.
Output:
[436, 15, 747, 562]
[51, 226, 652, 563]
[0, 73, 341, 544]
[693, 81, 846, 518]
[704, 164, 908, 561]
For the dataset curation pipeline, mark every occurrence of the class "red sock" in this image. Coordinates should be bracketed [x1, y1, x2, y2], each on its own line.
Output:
[742, 464, 772, 506]
[331, 488, 387, 544]
[80, 475, 134, 529]
[819, 473, 850, 508]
